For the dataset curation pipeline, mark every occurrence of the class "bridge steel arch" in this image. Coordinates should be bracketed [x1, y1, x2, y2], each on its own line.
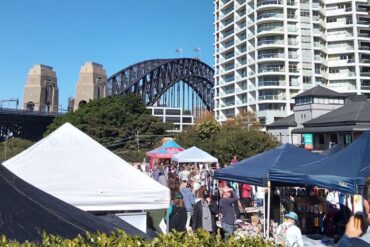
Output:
[107, 58, 215, 110]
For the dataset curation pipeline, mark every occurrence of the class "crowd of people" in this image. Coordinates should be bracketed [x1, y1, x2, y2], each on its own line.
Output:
[147, 162, 370, 247]
[150, 162, 262, 239]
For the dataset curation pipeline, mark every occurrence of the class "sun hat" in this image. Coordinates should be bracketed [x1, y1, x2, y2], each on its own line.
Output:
[285, 212, 299, 222]
[174, 192, 183, 200]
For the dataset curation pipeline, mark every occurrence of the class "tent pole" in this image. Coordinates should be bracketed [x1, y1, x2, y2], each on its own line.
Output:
[263, 187, 266, 238]
[166, 207, 170, 234]
[266, 180, 271, 241]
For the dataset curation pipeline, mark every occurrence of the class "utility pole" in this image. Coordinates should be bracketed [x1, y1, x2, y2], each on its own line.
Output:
[135, 130, 140, 151]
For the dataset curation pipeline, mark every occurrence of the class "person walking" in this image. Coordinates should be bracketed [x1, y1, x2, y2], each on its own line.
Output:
[168, 192, 188, 232]
[158, 171, 168, 187]
[191, 190, 218, 233]
[180, 182, 195, 229]
[276, 212, 303, 247]
[219, 187, 239, 239]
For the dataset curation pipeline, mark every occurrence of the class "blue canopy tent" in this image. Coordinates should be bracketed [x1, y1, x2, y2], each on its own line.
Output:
[213, 143, 323, 186]
[269, 131, 370, 194]
[213, 143, 323, 239]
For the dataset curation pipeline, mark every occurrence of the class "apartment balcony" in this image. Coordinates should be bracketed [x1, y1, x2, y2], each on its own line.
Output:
[258, 95, 286, 101]
[288, 54, 298, 59]
[329, 72, 356, 80]
[328, 59, 355, 67]
[325, 7, 352, 17]
[223, 52, 235, 60]
[224, 76, 235, 83]
[360, 58, 370, 64]
[223, 29, 234, 38]
[326, 33, 353, 41]
[256, 0, 283, 8]
[236, 98, 249, 105]
[327, 45, 354, 53]
[256, 13, 284, 22]
[223, 41, 235, 49]
[326, 21, 348, 29]
[224, 64, 235, 71]
[236, 86, 248, 93]
[329, 82, 357, 91]
[361, 85, 370, 91]
[258, 66, 285, 73]
[289, 81, 300, 87]
[223, 89, 235, 95]
[258, 53, 285, 60]
[257, 39, 284, 48]
[257, 109, 287, 119]
[360, 72, 370, 77]
[287, 27, 298, 33]
[257, 26, 283, 34]
[288, 69, 300, 74]
[286, 0, 297, 7]
[258, 81, 285, 87]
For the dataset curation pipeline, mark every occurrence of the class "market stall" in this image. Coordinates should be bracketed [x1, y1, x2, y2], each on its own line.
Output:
[171, 146, 218, 164]
[269, 131, 370, 194]
[214, 144, 324, 239]
[146, 140, 184, 168]
[4, 123, 171, 233]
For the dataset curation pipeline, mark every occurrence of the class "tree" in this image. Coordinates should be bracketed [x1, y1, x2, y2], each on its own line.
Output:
[223, 110, 260, 130]
[0, 138, 33, 161]
[176, 114, 278, 164]
[46, 96, 171, 162]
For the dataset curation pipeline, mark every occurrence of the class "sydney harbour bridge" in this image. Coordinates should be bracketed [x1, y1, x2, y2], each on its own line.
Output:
[0, 58, 214, 141]
[108, 58, 214, 111]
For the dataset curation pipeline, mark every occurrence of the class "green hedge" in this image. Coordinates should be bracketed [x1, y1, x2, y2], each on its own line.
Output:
[0, 230, 278, 247]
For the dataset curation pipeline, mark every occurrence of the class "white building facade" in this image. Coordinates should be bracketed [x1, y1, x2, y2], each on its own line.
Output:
[213, 0, 370, 125]
[147, 106, 194, 132]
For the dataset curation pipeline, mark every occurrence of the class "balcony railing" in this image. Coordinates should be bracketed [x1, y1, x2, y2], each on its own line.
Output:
[257, 26, 283, 33]
[257, 0, 282, 7]
[361, 72, 370, 77]
[258, 40, 284, 46]
[257, 13, 283, 20]
[258, 67, 285, 73]
[258, 81, 285, 86]
[258, 53, 284, 59]
[258, 95, 286, 101]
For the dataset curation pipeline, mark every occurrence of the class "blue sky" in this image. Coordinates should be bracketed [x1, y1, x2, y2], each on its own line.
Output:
[0, 0, 214, 109]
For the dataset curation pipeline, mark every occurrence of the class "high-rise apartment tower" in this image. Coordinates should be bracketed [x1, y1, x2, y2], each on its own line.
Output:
[214, 0, 370, 125]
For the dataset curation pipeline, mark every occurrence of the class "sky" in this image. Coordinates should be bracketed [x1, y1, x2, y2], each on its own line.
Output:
[0, 0, 214, 110]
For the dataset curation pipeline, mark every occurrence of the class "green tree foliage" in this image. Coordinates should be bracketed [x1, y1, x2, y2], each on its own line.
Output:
[0, 138, 33, 161]
[46, 96, 170, 162]
[176, 114, 278, 164]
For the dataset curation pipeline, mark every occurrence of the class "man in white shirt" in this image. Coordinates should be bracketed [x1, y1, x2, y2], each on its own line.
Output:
[178, 166, 190, 182]
[276, 212, 303, 247]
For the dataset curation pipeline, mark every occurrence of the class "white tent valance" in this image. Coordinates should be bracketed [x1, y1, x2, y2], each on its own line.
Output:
[171, 146, 218, 164]
[4, 123, 170, 211]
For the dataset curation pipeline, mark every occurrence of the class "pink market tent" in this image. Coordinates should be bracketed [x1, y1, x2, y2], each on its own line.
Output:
[146, 140, 184, 159]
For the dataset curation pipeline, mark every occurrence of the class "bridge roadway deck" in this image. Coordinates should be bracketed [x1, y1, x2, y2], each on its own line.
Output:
[0, 108, 59, 141]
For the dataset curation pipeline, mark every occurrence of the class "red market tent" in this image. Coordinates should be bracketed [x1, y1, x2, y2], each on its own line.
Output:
[146, 140, 184, 168]
[146, 140, 184, 159]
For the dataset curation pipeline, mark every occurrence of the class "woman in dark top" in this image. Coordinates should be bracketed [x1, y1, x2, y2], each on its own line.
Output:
[169, 192, 188, 232]
[191, 190, 218, 233]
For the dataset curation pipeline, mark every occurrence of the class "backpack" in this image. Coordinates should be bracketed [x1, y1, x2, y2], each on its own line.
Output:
[276, 223, 294, 246]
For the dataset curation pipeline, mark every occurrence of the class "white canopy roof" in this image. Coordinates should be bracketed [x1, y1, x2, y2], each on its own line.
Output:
[171, 146, 218, 163]
[4, 123, 170, 211]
